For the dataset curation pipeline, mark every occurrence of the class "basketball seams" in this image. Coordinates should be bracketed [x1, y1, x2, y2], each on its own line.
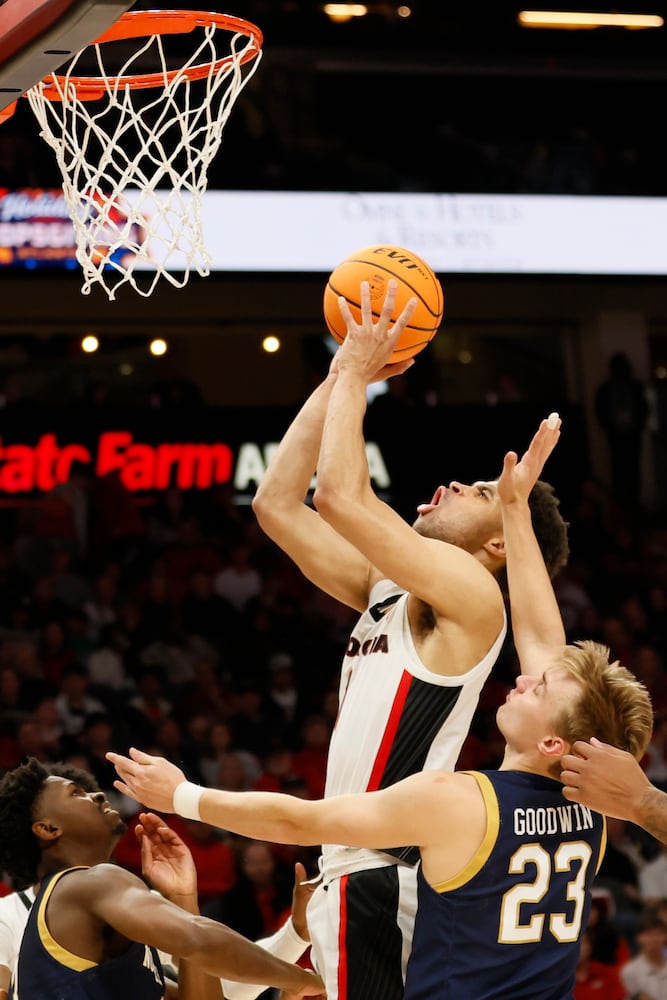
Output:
[326, 284, 441, 325]
[329, 260, 442, 319]
[323, 244, 444, 361]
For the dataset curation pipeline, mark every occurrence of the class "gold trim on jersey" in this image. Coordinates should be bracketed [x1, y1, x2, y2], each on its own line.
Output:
[37, 867, 97, 971]
[431, 771, 499, 892]
[595, 817, 607, 874]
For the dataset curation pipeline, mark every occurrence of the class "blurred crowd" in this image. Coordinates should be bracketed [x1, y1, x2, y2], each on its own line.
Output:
[0, 445, 666, 995]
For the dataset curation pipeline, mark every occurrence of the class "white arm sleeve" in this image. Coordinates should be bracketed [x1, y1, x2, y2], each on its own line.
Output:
[220, 918, 309, 1000]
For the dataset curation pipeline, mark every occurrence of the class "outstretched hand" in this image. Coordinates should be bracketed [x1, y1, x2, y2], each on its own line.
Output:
[498, 413, 561, 507]
[106, 747, 185, 813]
[136, 811, 198, 901]
[331, 279, 418, 383]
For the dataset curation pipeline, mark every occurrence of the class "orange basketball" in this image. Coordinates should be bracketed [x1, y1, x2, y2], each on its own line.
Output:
[323, 244, 444, 363]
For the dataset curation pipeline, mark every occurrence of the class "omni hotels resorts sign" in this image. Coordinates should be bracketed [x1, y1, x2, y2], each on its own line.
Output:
[0, 431, 392, 495]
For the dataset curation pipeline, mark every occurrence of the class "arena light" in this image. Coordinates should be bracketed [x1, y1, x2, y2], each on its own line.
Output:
[518, 10, 664, 29]
[81, 334, 99, 353]
[323, 4, 368, 23]
[149, 338, 168, 356]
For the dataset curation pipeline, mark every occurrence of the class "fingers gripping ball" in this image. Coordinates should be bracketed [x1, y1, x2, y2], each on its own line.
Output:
[323, 244, 445, 362]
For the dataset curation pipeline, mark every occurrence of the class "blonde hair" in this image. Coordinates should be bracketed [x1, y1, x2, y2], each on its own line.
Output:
[552, 639, 653, 764]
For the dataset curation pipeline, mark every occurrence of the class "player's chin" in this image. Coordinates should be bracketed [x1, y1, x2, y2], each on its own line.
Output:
[113, 817, 127, 836]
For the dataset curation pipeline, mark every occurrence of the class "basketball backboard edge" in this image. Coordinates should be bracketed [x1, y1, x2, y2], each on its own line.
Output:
[0, 0, 134, 121]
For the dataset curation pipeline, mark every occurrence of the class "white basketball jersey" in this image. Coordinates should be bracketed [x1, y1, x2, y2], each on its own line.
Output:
[321, 578, 507, 877]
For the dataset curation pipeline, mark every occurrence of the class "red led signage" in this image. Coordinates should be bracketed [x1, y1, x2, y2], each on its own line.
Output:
[0, 431, 234, 493]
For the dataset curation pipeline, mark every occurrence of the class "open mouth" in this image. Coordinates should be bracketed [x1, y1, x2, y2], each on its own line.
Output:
[417, 485, 445, 516]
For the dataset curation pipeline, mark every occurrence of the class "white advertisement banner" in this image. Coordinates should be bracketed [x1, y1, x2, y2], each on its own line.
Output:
[2, 188, 666, 275]
[194, 191, 667, 276]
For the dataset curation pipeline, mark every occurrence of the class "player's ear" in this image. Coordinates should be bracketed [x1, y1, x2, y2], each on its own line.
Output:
[538, 734, 569, 759]
[484, 535, 505, 560]
[32, 818, 62, 842]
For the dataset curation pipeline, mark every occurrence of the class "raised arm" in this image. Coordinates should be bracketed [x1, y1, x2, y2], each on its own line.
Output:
[139, 814, 312, 1000]
[497, 414, 566, 676]
[252, 312, 413, 611]
[312, 281, 505, 635]
[136, 811, 222, 1000]
[65, 864, 323, 997]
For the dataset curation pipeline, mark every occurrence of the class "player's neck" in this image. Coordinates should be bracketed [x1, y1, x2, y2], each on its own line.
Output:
[40, 842, 112, 875]
[499, 747, 554, 779]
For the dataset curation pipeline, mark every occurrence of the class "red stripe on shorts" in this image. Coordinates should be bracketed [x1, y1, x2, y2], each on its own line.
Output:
[338, 874, 349, 999]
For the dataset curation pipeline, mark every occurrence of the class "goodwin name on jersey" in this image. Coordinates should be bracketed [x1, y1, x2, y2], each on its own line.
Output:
[513, 803, 595, 837]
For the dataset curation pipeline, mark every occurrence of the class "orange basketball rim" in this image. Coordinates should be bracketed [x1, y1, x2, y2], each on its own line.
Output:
[37, 9, 263, 101]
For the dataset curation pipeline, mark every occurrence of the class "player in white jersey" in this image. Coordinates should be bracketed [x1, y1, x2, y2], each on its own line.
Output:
[110, 282, 570, 1000]
[0, 886, 34, 1000]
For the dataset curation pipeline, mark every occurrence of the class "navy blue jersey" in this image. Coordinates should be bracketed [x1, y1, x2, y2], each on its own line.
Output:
[9, 867, 166, 1000]
[404, 770, 607, 1000]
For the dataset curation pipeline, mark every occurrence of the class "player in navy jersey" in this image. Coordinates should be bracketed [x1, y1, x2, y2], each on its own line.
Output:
[246, 280, 569, 1000]
[108, 383, 649, 1000]
[0, 760, 324, 1000]
[110, 636, 652, 999]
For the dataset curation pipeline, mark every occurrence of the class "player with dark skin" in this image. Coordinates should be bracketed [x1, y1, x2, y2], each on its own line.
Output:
[0, 758, 324, 1000]
[562, 738, 667, 844]
[106, 434, 654, 1000]
[110, 280, 570, 1000]
[0, 762, 107, 1000]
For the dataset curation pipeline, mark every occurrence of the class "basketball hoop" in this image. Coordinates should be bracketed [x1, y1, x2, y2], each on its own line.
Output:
[24, 10, 263, 299]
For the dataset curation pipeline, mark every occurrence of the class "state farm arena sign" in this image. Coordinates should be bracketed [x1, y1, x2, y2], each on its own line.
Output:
[0, 429, 391, 497]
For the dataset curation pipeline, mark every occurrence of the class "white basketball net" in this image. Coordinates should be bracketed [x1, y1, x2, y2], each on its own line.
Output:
[25, 20, 262, 299]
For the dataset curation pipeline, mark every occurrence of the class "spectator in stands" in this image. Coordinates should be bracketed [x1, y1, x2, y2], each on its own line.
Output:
[38, 620, 77, 688]
[127, 665, 173, 741]
[0, 666, 28, 731]
[640, 843, 667, 908]
[89, 469, 145, 564]
[595, 351, 650, 516]
[53, 663, 106, 741]
[85, 623, 132, 702]
[633, 645, 667, 716]
[290, 714, 331, 800]
[214, 752, 256, 793]
[28, 697, 64, 762]
[586, 888, 632, 970]
[229, 679, 284, 759]
[213, 541, 263, 614]
[198, 719, 262, 790]
[13, 718, 56, 766]
[265, 652, 302, 749]
[24, 575, 68, 631]
[643, 712, 667, 791]
[574, 926, 624, 1000]
[174, 656, 228, 721]
[620, 909, 667, 999]
[202, 838, 293, 942]
[82, 572, 118, 642]
[595, 817, 646, 947]
[181, 566, 238, 645]
[47, 545, 90, 609]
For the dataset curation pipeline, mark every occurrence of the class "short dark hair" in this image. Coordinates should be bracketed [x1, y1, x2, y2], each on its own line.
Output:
[0, 758, 100, 889]
[637, 910, 667, 936]
[496, 480, 569, 595]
